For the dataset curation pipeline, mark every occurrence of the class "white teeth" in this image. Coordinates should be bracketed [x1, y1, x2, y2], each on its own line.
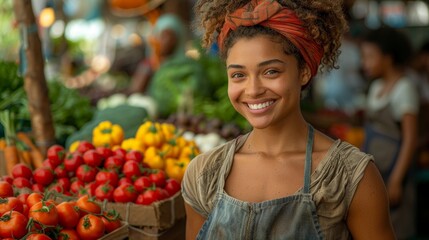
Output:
[248, 101, 274, 110]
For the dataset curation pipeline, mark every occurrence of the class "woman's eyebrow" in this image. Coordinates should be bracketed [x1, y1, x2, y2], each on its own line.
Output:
[258, 59, 285, 67]
[227, 64, 244, 69]
[227, 59, 285, 69]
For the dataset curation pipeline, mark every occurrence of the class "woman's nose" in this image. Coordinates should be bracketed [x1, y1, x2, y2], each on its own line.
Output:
[245, 76, 265, 96]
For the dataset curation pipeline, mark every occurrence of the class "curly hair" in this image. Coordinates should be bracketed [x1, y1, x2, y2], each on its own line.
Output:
[193, 0, 347, 72]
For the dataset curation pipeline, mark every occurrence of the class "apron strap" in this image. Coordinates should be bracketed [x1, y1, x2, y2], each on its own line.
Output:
[303, 125, 314, 194]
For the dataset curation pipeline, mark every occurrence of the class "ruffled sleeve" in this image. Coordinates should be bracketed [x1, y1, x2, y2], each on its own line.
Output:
[311, 141, 373, 234]
[181, 140, 236, 218]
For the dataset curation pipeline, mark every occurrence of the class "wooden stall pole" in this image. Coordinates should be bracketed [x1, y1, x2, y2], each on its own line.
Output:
[12, 0, 55, 155]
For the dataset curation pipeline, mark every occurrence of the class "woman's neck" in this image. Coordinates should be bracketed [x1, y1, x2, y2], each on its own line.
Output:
[245, 116, 309, 155]
[382, 65, 404, 83]
[377, 66, 404, 97]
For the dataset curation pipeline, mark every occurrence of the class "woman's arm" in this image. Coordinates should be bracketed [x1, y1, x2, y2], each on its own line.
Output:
[185, 202, 206, 240]
[388, 113, 418, 206]
[347, 162, 396, 240]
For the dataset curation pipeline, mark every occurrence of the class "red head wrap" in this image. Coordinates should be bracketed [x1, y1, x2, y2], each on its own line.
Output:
[217, 0, 324, 77]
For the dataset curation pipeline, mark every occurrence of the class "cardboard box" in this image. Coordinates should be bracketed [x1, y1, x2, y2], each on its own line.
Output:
[54, 191, 185, 230]
[100, 221, 129, 240]
[128, 218, 185, 240]
[99, 191, 186, 229]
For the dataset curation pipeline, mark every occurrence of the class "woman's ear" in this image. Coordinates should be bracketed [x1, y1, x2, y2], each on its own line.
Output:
[300, 64, 312, 86]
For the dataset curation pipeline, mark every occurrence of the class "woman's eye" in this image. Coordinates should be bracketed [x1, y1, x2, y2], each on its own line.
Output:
[231, 72, 244, 79]
[265, 69, 279, 75]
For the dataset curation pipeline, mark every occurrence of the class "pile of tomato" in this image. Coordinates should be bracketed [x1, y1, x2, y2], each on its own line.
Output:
[1, 141, 182, 206]
[0, 180, 122, 240]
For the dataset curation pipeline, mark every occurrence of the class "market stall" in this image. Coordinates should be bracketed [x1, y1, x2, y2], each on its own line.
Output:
[1, 0, 429, 239]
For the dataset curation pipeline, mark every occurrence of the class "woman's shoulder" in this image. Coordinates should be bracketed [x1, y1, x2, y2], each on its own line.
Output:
[312, 140, 373, 233]
[186, 138, 237, 178]
[316, 139, 373, 177]
[393, 77, 419, 97]
[181, 136, 241, 217]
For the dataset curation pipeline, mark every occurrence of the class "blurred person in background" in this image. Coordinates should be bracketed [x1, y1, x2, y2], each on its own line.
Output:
[128, 0, 188, 94]
[360, 26, 419, 240]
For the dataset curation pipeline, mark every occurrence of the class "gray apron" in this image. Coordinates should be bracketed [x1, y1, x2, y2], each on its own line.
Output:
[196, 125, 325, 240]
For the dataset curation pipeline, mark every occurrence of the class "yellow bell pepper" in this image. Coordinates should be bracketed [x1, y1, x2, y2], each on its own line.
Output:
[69, 141, 80, 153]
[165, 158, 189, 182]
[179, 145, 200, 160]
[135, 121, 152, 138]
[92, 121, 124, 147]
[160, 123, 177, 141]
[161, 137, 186, 159]
[121, 138, 145, 153]
[135, 121, 165, 148]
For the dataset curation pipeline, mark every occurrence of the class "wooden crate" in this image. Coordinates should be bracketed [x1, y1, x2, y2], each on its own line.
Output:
[100, 221, 129, 240]
[53, 191, 185, 229]
[128, 218, 185, 240]
[98, 191, 185, 229]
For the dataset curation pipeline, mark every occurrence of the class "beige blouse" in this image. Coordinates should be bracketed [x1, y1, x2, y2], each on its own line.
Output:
[182, 133, 372, 239]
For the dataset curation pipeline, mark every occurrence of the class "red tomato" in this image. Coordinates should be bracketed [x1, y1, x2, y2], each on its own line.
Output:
[57, 178, 71, 192]
[33, 167, 55, 186]
[0, 211, 28, 239]
[29, 200, 59, 227]
[78, 182, 98, 197]
[76, 141, 95, 154]
[58, 229, 80, 240]
[22, 203, 29, 216]
[104, 156, 125, 171]
[118, 177, 133, 186]
[135, 189, 161, 205]
[149, 170, 167, 188]
[164, 178, 181, 197]
[0, 181, 14, 198]
[64, 152, 84, 172]
[113, 148, 127, 159]
[76, 195, 101, 216]
[76, 214, 105, 240]
[0, 176, 13, 185]
[32, 183, 45, 193]
[26, 233, 53, 240]
[125, 150, 143, 162]
[13, 177, 32, 189]
[155, 187, 169, 200]
[0, 197, 24, 215]
[76, 164, 98, 182]
[11, 163, 33, 180]
[54, 164, 68, 178]
[56, 201, 80, 229]
[95, 183, 115, 202]
[113, 183, 138, 203]
[70, 179, 85, 194]
[101, 210, 122, 233]
[17, 193, 30, 205]
[122, 160, 142, 180]
[47, 144, 66, 168]
[83, 149, 103, 167]
[26, 192, 44, 209]
[49, 183, 65, 194]
[42, 158, 56, 169]
[96, 146, 113, 160]
[95, 170, 119, 187]
[133, 176, 152, 192]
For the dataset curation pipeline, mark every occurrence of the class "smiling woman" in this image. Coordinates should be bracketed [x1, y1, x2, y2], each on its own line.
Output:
[181, 0, 397, 239]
